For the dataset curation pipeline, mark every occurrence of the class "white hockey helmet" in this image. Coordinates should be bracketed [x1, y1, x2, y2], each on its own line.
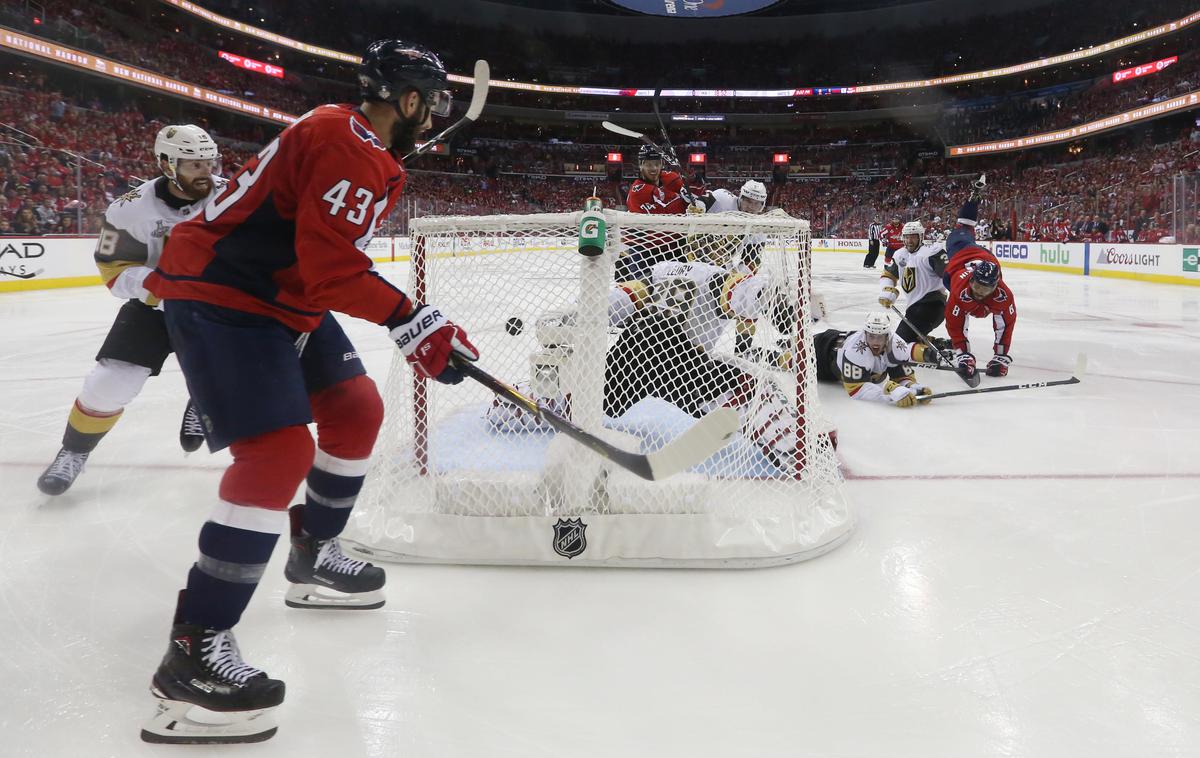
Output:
[738, 179, 768, 212]
[864, 311, 891, 336]
[901, 220, 924, 252]
[154, 124, 219, 179]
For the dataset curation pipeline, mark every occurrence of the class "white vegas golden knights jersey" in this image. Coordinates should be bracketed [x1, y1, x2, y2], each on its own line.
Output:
[611, 259, 769, 353]
[886, 243, 947, 306]
[703, 188, 767, 271]
[834, 329, 917, 402]
[95, 175, 227, 301]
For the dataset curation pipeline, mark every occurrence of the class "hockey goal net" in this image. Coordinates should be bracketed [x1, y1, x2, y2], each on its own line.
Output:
[345, 209, 852, 567]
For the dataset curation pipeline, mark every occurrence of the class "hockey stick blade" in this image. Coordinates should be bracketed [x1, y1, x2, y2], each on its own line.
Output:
[454, 359, 736, 481]
[402, 59, 490, 162]
[463, 59, 490, 121]
[926, 375, 1080, 400]
[645, 407, 739, 480]
[602, 120, 646, 140]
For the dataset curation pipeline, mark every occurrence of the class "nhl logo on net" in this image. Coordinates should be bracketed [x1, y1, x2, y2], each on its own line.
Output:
[552, 518, 588, 559]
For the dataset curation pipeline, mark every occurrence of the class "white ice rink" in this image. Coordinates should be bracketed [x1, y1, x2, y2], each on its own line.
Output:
[2, 252, 1199, 757]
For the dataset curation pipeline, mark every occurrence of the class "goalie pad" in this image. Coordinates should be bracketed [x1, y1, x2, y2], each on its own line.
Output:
[535, 310, 577, 348]
[484, 380, 572, 434]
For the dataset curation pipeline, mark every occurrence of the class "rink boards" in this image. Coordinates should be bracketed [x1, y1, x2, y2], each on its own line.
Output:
[3, 235, 1198, 292]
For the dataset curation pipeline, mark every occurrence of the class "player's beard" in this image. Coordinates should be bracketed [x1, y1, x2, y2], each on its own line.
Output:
[390, 113, 426, 156]
[176, 175, 213, 201]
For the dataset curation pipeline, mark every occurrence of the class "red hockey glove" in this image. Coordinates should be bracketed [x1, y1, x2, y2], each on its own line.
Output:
[390, 305, 479, 385]
[954, 351, 977, 381]
[986, 354, 1011, 377]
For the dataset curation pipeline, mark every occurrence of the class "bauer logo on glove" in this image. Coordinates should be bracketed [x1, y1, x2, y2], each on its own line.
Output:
[390, 305, 479, 384]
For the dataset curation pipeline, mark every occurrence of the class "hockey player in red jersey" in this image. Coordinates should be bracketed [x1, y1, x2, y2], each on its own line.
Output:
[942, 173, 1016, 383]
[944, 256, 1016, 382]
[626, 143, 689, 215]
[617, 144, 701, 280]
[881, 215, 904, 263]
[139, 40, 478, 744]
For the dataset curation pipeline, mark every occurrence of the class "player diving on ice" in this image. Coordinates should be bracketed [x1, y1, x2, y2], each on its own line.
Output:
[942, 174, 1018, 383]
[812, 312, 940, 408]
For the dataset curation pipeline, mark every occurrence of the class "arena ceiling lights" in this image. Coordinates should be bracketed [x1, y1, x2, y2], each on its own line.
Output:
[160, 0, 1200, 100]
[603, 0, 784, 17]
[947, 89, 1200, 157]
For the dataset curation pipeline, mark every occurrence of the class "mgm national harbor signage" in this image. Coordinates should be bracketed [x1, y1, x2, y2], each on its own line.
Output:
[606, 0, 783, 16]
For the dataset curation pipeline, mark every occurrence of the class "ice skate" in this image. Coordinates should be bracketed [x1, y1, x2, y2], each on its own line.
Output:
[141, 618, 285, 744]
[36, 448, 88, 495]
[284, 505, 385, 610]
[179, 400, 205, 453]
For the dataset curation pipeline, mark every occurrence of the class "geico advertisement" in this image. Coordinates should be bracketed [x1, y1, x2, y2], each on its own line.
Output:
[992, 241, 1082, 270]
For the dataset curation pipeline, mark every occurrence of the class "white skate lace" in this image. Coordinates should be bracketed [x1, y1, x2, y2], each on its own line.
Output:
[181, 405, 204, 437]
[45, 450, 87, 481]
[315, 539, 368, 576]
[202, 630, 263, 685]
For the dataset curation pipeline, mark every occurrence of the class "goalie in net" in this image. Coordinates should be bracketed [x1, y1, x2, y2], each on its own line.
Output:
[485, 217, 822, 471]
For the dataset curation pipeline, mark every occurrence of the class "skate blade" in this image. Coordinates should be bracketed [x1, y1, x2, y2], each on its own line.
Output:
[141, 695, 278, 744]
[284, 583, 385, 610]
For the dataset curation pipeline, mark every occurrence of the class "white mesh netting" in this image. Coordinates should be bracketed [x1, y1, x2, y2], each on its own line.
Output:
[344, 209, 853, 567]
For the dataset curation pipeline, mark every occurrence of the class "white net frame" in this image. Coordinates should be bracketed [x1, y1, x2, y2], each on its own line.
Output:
[344, 209, 853, 567]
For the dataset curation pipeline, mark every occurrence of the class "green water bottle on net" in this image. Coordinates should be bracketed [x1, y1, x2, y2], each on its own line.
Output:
[578, 192, 606, 257]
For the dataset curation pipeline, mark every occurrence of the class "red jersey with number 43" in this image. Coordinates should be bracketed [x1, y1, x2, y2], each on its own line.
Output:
[944, 245, 1017, 355]
[626, 170, 689, 214]
[147, 104, 413, 332]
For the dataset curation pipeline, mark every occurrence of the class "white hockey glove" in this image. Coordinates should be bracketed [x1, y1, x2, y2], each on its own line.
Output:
[109, 265, 159, 305]
[884, 382, 917, 408]
[878, 285, 898, 308]
[909, 383, 933, 405]
[389, 305, 479, 385]
[686, 200, 707, 215]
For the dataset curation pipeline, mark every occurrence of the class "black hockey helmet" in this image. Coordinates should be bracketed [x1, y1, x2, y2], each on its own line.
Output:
[638, 143, 664, 162]
[971, 260, 1000, 288]
[359, 39, 452, 117]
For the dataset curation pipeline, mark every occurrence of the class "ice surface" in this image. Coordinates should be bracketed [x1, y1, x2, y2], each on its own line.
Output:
[1, 253, 1198, 757]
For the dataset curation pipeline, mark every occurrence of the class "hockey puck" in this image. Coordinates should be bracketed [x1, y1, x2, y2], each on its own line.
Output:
[505, 317, 524, 336]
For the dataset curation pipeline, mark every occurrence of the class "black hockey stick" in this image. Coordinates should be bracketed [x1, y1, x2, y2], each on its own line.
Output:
[888, 304, 979, 387]
[452, 357, 738, 481]
[401, 59, 489, 162]
[926, 353, 1086, 400]
[926, 376, 1079, 400]
[650, 89, 681, 170]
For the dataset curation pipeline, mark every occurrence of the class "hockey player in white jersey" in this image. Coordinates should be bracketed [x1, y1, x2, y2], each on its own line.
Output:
[812, 312, 937, 407]
[691, 179, 771, 353]
[699, 179, 768, 215]
[877, 220, 951, 349]
[36, 125, 225, 495]
[489, 231, 813, 469]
